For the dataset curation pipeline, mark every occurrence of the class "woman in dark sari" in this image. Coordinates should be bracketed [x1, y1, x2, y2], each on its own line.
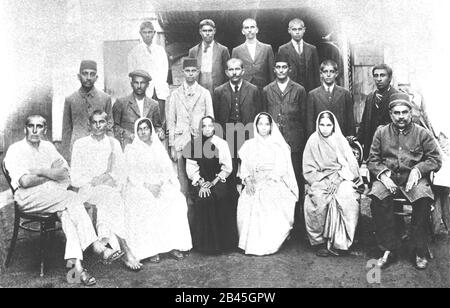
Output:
[185, 116, 239, 253]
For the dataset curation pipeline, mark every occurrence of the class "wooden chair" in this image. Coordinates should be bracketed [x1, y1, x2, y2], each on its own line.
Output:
[1, 161, 61, 277]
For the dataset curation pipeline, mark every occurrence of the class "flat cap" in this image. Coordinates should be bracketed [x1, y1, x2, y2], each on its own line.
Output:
[129, 69, 152, 81]
[389, 92, 412, 109]
[199, 19, 216, 29]
[80, 60, 97, 72]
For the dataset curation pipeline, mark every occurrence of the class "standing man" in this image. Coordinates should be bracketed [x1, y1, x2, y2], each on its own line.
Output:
[213, 58, 261, 179]
[188, 19, 230, 96]
[62, 60, 112, 163]
[306, 60, 355, 137]
[262, 54, 307, 233]
[278, 18, 320, 93]
[167, 58, 214, 224]
[367, 93, 442, 270]
[113, 70, 163, 148]
[358, 64, 399, 161]
[4, 115, 122, 286]
[128, 21, 169, 136]
[231, 18, 274, 90]
[71, 110, 142, 271]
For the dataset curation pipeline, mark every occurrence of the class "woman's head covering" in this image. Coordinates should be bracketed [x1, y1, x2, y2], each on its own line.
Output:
[242, 112, 299, 200]
[304, 111, 360, 183]
[183, 115, 219, 160]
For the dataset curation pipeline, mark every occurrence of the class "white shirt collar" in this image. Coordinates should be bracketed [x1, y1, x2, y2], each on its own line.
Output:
[323, 83, 335, 93]
[230, 80, 243, 92]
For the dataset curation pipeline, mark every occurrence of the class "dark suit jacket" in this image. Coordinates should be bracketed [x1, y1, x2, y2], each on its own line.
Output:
[262, 79, 307, 153]
[112, 94, 162, 148]
[62, 87, 112, 162]
[188, 41, 230, 92]
[306, 85, 355, 138]
[278, 41, 320, 93]
[231, 41, 274, 89]
[213, 80, 261, 128]
[357, 87, 399, 160]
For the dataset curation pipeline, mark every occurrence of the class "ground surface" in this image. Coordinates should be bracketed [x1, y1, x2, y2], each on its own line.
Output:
[1, 198, 449, 288]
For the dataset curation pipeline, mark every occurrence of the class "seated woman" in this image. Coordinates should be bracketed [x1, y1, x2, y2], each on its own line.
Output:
[123, 118, 192, 263]
[303, 111, 362, 257]
[237, 112, 298, 256]
[185, 116, 239, 254]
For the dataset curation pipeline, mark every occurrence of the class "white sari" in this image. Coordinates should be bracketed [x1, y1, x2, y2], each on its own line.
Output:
[237, 113, 298, 256]
[123, 118, 192, 260]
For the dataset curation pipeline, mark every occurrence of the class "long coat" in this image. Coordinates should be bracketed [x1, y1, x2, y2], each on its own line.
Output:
[306, 85, 355, 138]
[231, 41, 274, 89]
[112, 94, 162, 148]
[278, 41, 320, 93]
[368, 123, 442, 203]
[188, 41, 230, 94]
[166, 83, 214, 151]
[62, 87, 112, 162]
[262, 79, 307, 153]
[357, 87, 399, 160]
[213, 80, 261, 129]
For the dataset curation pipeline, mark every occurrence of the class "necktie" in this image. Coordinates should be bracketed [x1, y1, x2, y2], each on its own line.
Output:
[297, 41, 303, 55]
[204, 43, 211, 53]
[327, 87, 332, 102]
[235, 85, 239, 93]
[147, 45, 152, 54]
[375, 91, 383, 108]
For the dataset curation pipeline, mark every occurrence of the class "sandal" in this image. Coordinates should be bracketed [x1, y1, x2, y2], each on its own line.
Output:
[102, 250, 125, 265]
[316, 248, 330, 257]
[80, 269, 97, 286]
[149, 254, 161, 264]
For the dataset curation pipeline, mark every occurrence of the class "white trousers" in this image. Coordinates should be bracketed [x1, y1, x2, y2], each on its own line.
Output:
[78, 185, 126, 251]
[15, 181, 98, 260]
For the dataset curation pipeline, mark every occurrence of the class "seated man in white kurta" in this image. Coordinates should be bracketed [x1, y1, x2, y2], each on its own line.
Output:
[3, 115, 122, 286]
[70, 110, 142, 271]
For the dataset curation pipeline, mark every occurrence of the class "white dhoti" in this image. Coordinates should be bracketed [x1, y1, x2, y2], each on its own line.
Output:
[78, 184, 126, 251]
[15, 181, 98, 260]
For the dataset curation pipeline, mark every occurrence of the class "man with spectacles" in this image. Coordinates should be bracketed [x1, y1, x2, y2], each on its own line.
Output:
[306, 59, 355, 138]
[262, 53, 307, 237]
[128, 21, 169, 142]
[62, 60, 113, 163]
[188, 19, 230, 96]
[278, 18, 320, 93]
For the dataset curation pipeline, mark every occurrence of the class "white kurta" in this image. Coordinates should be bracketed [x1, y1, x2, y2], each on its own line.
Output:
[4, 139, 98, 260]
[123, 136, 192, 260]
[71, 135, 127, 250]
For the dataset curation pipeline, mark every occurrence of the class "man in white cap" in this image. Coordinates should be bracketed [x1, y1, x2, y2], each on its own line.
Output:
[368, 92, 442, 270]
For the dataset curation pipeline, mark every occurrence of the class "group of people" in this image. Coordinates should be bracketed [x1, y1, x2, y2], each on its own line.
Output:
[2, 17, 444, 286]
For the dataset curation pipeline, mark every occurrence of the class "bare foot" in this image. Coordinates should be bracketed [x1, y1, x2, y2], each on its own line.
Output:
[123, 255, 143, 271]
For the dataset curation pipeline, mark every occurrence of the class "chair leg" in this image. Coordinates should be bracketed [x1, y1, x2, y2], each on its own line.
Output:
[5, 211, 20, 267]
[39, 222, 46, 277]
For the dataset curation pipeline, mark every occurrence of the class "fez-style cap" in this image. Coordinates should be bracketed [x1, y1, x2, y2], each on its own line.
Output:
[80, 60, 97, 72]
[389, 92, 412, 109]
[183, 58, 198, 69]
[199, 19, 216, 29]
[274, 53, 290, 66]
[129, 69, 152, 81]
[140, 21, 155, 31]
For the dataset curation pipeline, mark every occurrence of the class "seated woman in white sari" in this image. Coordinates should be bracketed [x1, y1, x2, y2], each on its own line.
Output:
[303, 111, 362, 257]
[123, 118, 192, 263]
[237, 112, 299, 256]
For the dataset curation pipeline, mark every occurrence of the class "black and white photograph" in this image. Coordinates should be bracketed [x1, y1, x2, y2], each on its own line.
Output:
[0, 0, 450, 292]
